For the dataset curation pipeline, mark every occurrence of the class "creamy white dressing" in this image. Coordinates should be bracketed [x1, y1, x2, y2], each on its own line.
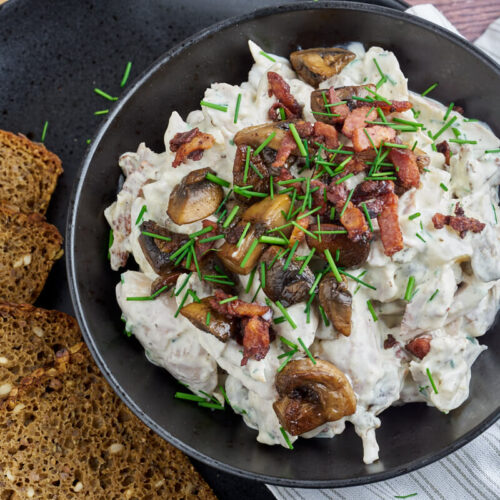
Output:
[106, 41, 500, 464]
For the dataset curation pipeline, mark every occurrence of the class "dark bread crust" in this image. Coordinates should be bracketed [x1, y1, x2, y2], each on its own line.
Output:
[0, 203, 63, 303]
[0, 304, 216, 499]
[0, 130, 63, 215]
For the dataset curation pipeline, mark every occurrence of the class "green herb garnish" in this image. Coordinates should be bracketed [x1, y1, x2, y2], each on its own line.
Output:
[200, 100, 228, 112]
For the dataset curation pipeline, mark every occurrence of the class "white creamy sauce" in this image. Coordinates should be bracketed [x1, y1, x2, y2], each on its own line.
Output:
[106, 41, 500, 464]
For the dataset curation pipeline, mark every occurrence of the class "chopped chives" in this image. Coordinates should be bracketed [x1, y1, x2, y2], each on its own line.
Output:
[315, 230, 347, 234]
[277, 177, 307, 185]
[394, 494, 418, 499]
[408, 212, 421, 220]
[280, 336, 298, 350]
[492, 203, 498, 224]
[361, 202, 373, 231]
[280, 426, 294, 450]
[363, 128, 378, 152]
[217, 209, 227, 223]
[190, 225, 214, 239]
[141, 231, 172, 242]
[339, 188, 354, 218]
[41, 120, 48, 142]
[86, 139, 91, 144]
[219, 295, 238, 305]
[243, 146, 251, 183]
[318, 305, 330, 326]
[330, 206, 336, 220]
[284, 240, 299, 271]
[253, 131, 276, 156]
[383, 142, 408, 149]
[215, 188, 233, 215]
[125, 283, 170, 301]
[485, 149, 500, 154]
[299, 248, 315, 274]
[324, 249, 342, 282]
[187, 288, 201, 303]
[236, 222, 251, 247]
[335, 173, 354, 185]
[245, 267, 257, 293]
[426, 368, 439, 394]
[94, 109, 109, 115]
[198, 401, 225, 410]
[107, 229, 114, 259]
[444, 102, 454, 121]
[233, 93, 242, 123]
[291, 220, 317, 239]
[199, 234, 225, 243]
[259, 235, 287, 245]
[190, 246, 201, 279]
[366, 300, 378, 322]
[94, 88, 118, 101]
[429, 289, 439, 301]
[335, 249, 340, 262]
[432, 116, 457, 140]
[411, 140, 418, 151]
[276, 301, 297, 329]
[364, 86, 391, 105]
[270, 175, 274, 199]
[260, 50, 276, 62]
[288, 123, 307, 156]
[449, 139, 477, 145]
[200, 100, 228, 112]
[170, 239, 193, 261]
[421, 82, 438, 97]
[392, 117, 424, 128]
[279, 107, 286, 120]
[404, 275, 416, 301]
[120, 61, 132, 87]
[175, 272, 192, 296]
[249, 162, 264, 179]
[311, 111, 340, 117]
[298, 337, 316, 364]
[452, 127, 461, 138]
[416, 232, 426, 243]
[463, 118, 478, 122]
[206, 172, 230, 187]
[260, 261, 266, 288]
[241, 239, 260, 268]
[277, 350, 297, 372]
[309, 270, 324, 295]
[135, 205, 147, 225]
[223, 205, 240, 228]
[439, 183, 448, 192]
[297, 206, 321, 219]
[175, 392, 206, 402]
[286, 189, 297, 220]
[340, 270, 376, 290]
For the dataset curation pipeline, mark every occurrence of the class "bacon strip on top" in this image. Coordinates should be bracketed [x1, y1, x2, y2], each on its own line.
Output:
[268, 71, 302, 120]
[169, 128, 215, 167]
[389, 148, 420, 189]
[352, 126, 396, 152]
[313, 121, 339, 149]
[327, 88, 350, 124]
[342, 107, 377, 139]
[378, 191, 403, 256]
[339, 202, 372, 243]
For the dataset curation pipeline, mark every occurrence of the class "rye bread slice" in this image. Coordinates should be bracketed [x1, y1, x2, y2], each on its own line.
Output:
[0, 203, 63, 304]
[0, 306, 216, 499]
[0, 302, 81, 399]
[0, 130, 63, 215]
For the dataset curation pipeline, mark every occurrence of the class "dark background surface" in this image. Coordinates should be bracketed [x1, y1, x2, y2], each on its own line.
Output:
[0, 0, 426, 498]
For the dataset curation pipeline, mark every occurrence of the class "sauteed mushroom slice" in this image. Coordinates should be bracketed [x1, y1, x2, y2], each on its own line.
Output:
[318, 273, 352, 336]
[290, 48, 356, 87]
[150, 271, 183, 296]
[138, 221, 189, 274]
[200, 253, 237, 294]
[180, 297, 236, 342]
[305, 223, 370, 268]
[218, 194, 291, 274]
[259, 246, 315, 306]
[234, 123, 288, 150]
[167, 167, 224, 225]
[273, 358, 356, 435]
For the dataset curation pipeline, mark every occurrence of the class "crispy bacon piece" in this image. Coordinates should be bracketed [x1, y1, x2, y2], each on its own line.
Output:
[295, 121, 314, 137]
[436, 140, 451, 165]
[378, 192, 403, 256]
[310, 179, 328, 215]
[169, 128, 215, 167]
[272, 132, 297, 168]
[313, 121, 339, 149]
[268, 71, 302, 120]
[289, 213, 310, 247]
[342, 107, 377, 139]
[274, 167, 303, 194]
[352, 180, 394, 202]
[432, 208, 485, 238]
[358, 100, 412, 114]
[339, 202, 372, 243]
[210, 290, 271, 318]
[389, 148, 420, 189]
[384, 334, 398, 349]
[328, 88, 350, 124]
[405, 336, 431, 359]
[352, 126, 397, 152]
[240, 316, 271, 366]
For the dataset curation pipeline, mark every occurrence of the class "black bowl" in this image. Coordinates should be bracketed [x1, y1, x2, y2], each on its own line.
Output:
[67, 1, 500, 487]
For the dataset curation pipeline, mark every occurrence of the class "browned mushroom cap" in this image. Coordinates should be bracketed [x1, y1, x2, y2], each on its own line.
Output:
[139, 221, 189, 274]
[305, 223, 370, 268]
[150, 271, 183, 296]
[200, 253, 237, 294]
[259, 245, 314, 307]
[218, 194, 292, 274]
[167, 167, 224, 225]
[234, 122, 289, 150]
[318, 273, 352, 336]
[273, 358, 356, 435]
[290, 48, 356, 87]
[180, 297, 236, 342]
[233, 145, 270, 203]
[331, 84, 376, 101]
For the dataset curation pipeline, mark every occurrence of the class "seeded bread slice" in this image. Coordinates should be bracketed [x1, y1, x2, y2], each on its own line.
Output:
[0, 130, 63, 215]
[0, 302, 82, 399]
[0, 203, 63, 304]
[0, 305, 216, 499]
